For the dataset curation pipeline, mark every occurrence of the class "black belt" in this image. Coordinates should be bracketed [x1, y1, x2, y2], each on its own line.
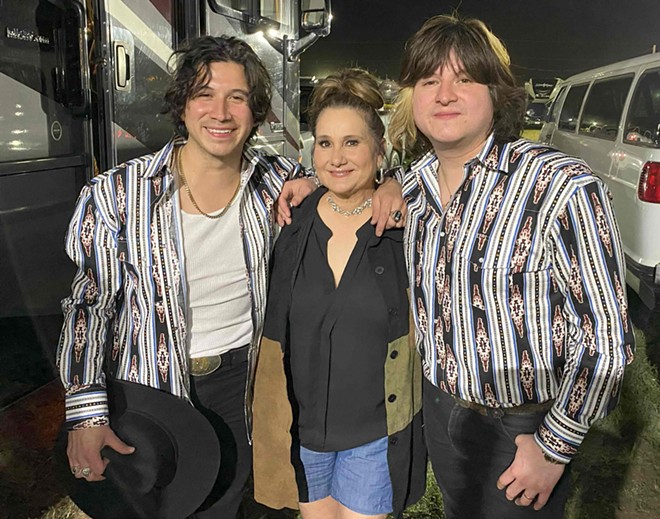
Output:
[189, 344, 250, 377]
[451, 394, 554, 418]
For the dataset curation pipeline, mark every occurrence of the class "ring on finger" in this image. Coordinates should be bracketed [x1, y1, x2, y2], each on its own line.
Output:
[391, 210, 402, 223]
[523, 493, 535, 500]
[81, 467, 91, 478]
[71, 466, 79, 475]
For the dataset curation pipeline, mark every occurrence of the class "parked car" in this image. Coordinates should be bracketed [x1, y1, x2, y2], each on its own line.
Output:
[540, 53, 660, 309]
[524, 100, 549, 129]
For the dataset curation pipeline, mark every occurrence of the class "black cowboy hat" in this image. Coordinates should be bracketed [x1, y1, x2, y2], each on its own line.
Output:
[57, 379, 221, 519]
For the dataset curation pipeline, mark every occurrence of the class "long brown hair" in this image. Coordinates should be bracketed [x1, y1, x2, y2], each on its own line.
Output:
[388, 14, 527, 158]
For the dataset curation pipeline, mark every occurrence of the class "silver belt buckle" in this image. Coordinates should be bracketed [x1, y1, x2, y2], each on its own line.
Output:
[190, 354, 222, 377]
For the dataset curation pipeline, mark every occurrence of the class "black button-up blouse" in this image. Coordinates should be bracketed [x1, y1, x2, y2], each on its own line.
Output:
[289, 212, 388, 452]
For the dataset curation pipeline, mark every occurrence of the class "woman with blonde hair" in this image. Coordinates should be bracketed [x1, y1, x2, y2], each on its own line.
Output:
[251, 68, 426, 519]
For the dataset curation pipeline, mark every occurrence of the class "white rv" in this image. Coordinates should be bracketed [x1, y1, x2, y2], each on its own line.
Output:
[0, 0, 331, 402]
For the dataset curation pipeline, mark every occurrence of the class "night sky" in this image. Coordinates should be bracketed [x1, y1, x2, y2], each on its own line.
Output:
[301, 0, 660, 84]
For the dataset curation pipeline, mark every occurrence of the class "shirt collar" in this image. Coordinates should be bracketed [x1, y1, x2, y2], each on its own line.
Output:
[144, 136, 182, 179]
[144, 136, 261, 181]
[409, 132, 507, 176]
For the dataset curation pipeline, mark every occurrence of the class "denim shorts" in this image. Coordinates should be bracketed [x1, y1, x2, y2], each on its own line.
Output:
[299, 436, 393, 515]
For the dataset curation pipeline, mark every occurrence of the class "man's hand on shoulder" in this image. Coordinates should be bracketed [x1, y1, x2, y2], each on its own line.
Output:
[276, 178, 318, 226]
[371, 177, 406, 237]
[67, 425, 135, 482]
[496, 433, 566, 511]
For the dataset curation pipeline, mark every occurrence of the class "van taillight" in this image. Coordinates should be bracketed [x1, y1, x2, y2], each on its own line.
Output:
[638, 161, 660, 203]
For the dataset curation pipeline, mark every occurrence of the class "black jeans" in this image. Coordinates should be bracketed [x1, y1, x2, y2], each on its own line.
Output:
[423, 378, 572, 519]
[189, 358, 251, 519]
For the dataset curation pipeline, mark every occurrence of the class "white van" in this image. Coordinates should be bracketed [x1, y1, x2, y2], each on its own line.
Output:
[540, 53, 660, 310]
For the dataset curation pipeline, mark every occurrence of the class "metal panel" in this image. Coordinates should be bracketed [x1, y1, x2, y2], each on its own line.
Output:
[0, 0, 91, 318]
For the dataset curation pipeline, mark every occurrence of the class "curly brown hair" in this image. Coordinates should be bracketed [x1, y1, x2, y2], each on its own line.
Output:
[163, 36, 272, 141]
[388, 14, 527, 158]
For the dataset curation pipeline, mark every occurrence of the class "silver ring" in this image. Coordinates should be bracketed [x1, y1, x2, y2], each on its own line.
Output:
[81, 467, 91, 477]
[391, 210, 402, 223]
[71, 466, 79, 475]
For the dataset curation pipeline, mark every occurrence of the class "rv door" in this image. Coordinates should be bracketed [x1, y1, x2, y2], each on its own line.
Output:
[0, 0, 94, 401]
[0, 0, 92, 318]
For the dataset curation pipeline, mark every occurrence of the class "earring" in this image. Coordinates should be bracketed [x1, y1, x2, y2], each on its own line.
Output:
[375, 168, 385, 185]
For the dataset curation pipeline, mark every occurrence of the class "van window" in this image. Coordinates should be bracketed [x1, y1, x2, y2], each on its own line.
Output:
[558, 84, 588, 131]
[578, 76, 633, 140]
[546, 86, 566, 124]
[624, 68, 660, 148]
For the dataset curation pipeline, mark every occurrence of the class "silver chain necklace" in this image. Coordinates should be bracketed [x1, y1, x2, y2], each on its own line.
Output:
[326, 195, 372, 216]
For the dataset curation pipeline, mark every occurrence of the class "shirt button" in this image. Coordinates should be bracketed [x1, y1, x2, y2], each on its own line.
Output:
[388, 394, 397, 403]
[440, 231, 446, 237]
[390, 350, 399, 359]
[478, 258, 484, 263]
[375, 266, 385, 274]
[389, 436, 398, 445]
[388, 308, 398, 316]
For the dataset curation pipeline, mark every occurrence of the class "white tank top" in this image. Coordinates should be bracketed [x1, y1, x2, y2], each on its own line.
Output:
[180, 185, 253, 358]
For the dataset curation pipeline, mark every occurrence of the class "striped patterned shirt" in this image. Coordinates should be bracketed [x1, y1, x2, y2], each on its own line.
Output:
[57, 137, 302, 428]
[402, 135, 635, 462]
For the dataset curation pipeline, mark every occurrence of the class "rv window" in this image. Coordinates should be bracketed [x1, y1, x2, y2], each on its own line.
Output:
[209, 0, 289, 28]
[260, 0, 291, 27]
[558, 84, 588, 131]
[208, 0, 251, 24]
[578, 75, 633, 141]
[213, 0, 249, 13]
[624, 68, 660, 148]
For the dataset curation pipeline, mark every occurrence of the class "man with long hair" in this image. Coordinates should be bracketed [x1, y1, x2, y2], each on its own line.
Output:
[389, 14, 635, 518]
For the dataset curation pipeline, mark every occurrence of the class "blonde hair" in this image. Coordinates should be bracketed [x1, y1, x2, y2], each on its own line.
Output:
[388, 86, 423, 159]
[308, 68, 385, 152]
[388, 14, 527, 157]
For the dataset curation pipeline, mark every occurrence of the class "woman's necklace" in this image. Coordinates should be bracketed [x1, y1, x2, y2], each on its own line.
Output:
[177, 148, 241, 220]
[326, 195, 372, 216]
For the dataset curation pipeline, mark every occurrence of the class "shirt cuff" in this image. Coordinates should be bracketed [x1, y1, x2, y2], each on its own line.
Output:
[534, 405, 588, 463]
[64, 387, 109, 429]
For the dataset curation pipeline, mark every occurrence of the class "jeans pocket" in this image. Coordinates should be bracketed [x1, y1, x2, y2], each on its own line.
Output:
[497, 412, 546, 444]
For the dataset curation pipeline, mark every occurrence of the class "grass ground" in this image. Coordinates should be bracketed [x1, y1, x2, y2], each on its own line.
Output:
[401, 329, 660, 519]
[6, 325, 658, 519]
[31, 330, 659, 519]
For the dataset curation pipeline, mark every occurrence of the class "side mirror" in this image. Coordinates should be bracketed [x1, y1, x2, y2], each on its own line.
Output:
[301, 0, 331, 35]
[301, 9, 326, 31]
[281, 0, 331, 62]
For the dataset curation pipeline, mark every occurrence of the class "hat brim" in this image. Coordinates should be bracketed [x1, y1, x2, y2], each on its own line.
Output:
[57, 380, 221, 519]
